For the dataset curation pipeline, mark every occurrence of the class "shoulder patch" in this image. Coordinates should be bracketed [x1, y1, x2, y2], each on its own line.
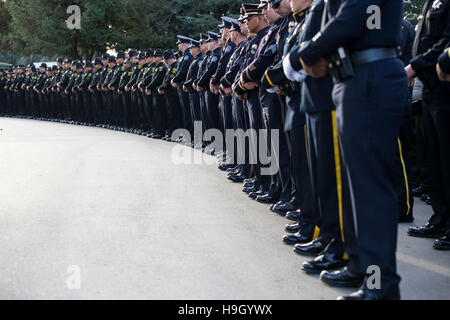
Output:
[251, 44, 258, 55]
[184, 55, 190, 61]
[225, 45, 233, 54]
[212, 56, 219, 63]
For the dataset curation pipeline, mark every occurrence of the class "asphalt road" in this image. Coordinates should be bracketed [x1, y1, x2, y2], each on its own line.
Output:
[0, 118, 448, 300]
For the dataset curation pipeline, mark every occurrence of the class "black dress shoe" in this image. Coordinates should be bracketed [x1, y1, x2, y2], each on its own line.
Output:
[243, 177, 257, 184]
[420, 193, 432, 205]
[242, 185, 259, 194]
[320, 267, 364, 288]
[284, 222, 302, 234]
[338, 287, 400, 300]
[218, 164, 234, 171]
[286, 209, 302, 222]
[433, 234, 450, 250]
[272, 201, 296, 215]
[283, 231, 312, 245]
[256, 193, 278, 204]
[412, 186, 426, 197]
[152, 134, 163, 139]
[293, 237, 332, 257]
[228, 174, 247, 183]
[408, 223, 445, 238]
[249, 190, 264, 200]
[243, 181, 255, 188]
[302, 253, 347, 274]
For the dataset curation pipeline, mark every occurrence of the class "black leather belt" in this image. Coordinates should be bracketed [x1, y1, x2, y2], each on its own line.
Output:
[351, 48, 399, 66]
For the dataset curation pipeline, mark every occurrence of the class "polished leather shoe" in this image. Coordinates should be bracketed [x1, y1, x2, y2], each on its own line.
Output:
[408, 223, 444, 238]
[283, 231, 312, 245]
[286, 209, 302, 222]
[412, 185, 426, 197]
[256, 193, 278, 204]
[228, 174, 247, 183]
[420, 193, 432, 205]
[272, 201, 296, 215]
[218, 164, 234, 171]
[433, 234, 450, 250]
[338, 287, 400, 300]
[249, 190, 265, 200]
[320, 267, 364, 288]
[152, 134, 163, 139]
[242, 185, 259, 194]
[302, 253, 347, 274]
[284, 222, 302, 234]
[244, 177, 257, 184]
[293, 237, 331, 256]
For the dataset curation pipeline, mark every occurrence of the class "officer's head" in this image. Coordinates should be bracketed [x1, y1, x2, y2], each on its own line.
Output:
[116, 51, 126, 64]
[108, 56, 116, 68]
[85, 61, 94, 72]
[75, 62, 84, 72]
[138, 52, 146, 65]
[163, 50, 176, 66]
[289, 0, 312, 13]
[261, 1, 281, 23]
[176, 35, 192, 53]
[129, 49, 139, 64]
[267, 0, 291, 18]
[46, 68, 52, 76]
[153, 49, 163, 62]
[207, 32, 220, 51]
[146, 49, 155, 64]
[243, 3, 268, 34]
[57, 57, 64, 67]
[94, 58, 103, 70]
[189, 40, 201, 56]
[102, 53, 110, 65]
[40, 63, 47, 73]
[52, 65, 58, 74]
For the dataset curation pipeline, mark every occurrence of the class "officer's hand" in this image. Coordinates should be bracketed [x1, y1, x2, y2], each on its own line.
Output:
[404, 64, 416, 87]
[221, 85, 232, 96]
[125, 86, 130, 92]
[303, 58, 328, 78]
[132, 87, 136, 92]
[235, 92, 248, 101]
[436, 63, 450, 82]
[171, 80, 178, 88]
[109, 86, 115, 91]
[118, 89, 123, 94]
[145, 89, 151, 96]
[244, 82, 257, 90]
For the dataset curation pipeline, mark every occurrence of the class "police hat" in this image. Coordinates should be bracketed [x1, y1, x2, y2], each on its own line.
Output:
[138, 52, 146, 60]
[207, 32, 219, 42]
[75, 61, 84, 69]
[242, 3, 264, 17]
[267, 0, 281, 9]
[189, 39, 200, 49]
[199, 33, 210, 44]
[145, 49, 154, 58]
[237, 8, 247, 22]
[65, 58, 73, 64]
[57, 57, 64, 63]
[40, 63, 47, 69]
[108, 56, 116, 63]
[163, 50, 175, 60]
[31, 66, 37, 72]
[51, 65, 57, 71]
[220, 16, 236, 30]
[258, 0, 269, 9]
[176, 35, 193, 45]
[85, 61, 94, 68]
[128, 49, 139, 58]
[154, 49, 163, 57]
[230, 20, 243, 34]
[117, 51, 126, 59]
[102, 53, 110, 60]
[94, 57, 103, 66]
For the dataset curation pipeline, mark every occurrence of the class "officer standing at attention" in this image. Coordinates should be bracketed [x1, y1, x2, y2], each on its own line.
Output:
[118, 58, 134, 132]
[89, 58, 105, 126]
[286, 0, 409, 299]
[406, 0, 450, 251]
[172, 35, 195, 141]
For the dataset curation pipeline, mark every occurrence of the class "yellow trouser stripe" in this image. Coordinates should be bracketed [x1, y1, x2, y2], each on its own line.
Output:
[332, 110, 345, 242]
[398, 138, 411, 216]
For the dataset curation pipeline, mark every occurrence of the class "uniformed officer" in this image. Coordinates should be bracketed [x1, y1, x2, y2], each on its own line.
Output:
[101, 55, 117, 128]
[145, 49, 167, 139]
[118, 58, 134, 131]
[159, 50, 183, 141]
[89, 57, 105, 126]
[138, 49, 158, 137]
[78, 61, 94, 125]
[57, 59, 74, 122]
[406, 0, 450, 251]
[172, 35, 195, 142]
[127, 52, 147, 134]
[0, 69, 6, 115]
[286, 0, 409, 299]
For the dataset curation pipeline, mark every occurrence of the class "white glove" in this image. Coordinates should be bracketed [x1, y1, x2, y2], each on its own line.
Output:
[283, 53, 308, 83]
[266, 86, 280, 93]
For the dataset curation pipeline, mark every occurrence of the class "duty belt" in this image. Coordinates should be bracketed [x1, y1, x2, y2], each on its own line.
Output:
[351, 48, 399, 66]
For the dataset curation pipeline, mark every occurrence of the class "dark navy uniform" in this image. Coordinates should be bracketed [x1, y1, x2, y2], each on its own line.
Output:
[408, 0, 450, 250]
[291, 0, 409, 299]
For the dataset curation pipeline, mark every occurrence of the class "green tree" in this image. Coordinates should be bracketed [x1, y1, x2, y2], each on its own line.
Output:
[0, 0, 12, 53]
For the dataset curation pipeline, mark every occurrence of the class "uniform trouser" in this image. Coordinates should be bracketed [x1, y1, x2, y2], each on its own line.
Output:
[396, 117, 415, 219]
[112, 91, 123, 126]
[306, 111, 347, 257]
[422, 83, 450, 234]
[231, 95, 251, 175]
[82, 91, 92, 123]
[0, 92, 5, 114]
[165, 88, 183, 135]
[205, 90, 221, 132]
[411, 108, 430, 190]
[121, 91, 131, 128]
[143, 92, 154, 132]
[260, 91, 291, 201]
[189, 91, 202, 140]
[221, 95, 234, 153]
[333, 59, 408, 297]
[135, 91, 146, 130]
[290, 123, 315, 237]
[75, 91, 84, 122]
[199, 91, 208, 135]
[178, 88, 193, 137]
[244, 90, 270, 191]
[102, 91, 112, 125]
[152, 91, 167, 135]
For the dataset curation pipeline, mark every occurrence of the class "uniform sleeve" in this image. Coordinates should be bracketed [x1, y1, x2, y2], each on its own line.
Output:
[212, 44, 235, 85]
[173, 54, 193, 84]
[293, 0, 386, 67]
[438, 47, 450, 73]
[197, 56, 220, 87]
[411, 4, 450, 72]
